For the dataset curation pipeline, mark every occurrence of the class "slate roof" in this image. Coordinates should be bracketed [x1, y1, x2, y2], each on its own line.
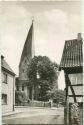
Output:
[60, 39, 83, 68]
[1, 56, 15, 75]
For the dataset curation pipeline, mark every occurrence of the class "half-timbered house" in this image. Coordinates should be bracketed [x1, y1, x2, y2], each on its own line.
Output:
[60, 33, 83, 125]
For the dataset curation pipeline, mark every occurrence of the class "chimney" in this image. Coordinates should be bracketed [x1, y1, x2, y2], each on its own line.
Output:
[77, 33, 82, 41]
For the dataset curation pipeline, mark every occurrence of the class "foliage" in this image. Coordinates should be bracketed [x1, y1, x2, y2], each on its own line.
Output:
[53, 89, 65, 105]
[27, 56, 38, 86]
[47, 89, 65, 105]
[27, 55, 58, 101]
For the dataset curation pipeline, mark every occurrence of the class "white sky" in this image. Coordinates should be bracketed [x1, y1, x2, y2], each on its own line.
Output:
[0, 1, 82, 89]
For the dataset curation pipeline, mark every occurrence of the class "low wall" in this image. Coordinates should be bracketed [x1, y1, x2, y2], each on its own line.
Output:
[15, 100, 53, 107]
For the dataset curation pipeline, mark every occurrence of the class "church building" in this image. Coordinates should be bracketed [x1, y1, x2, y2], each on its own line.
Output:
[16, 21, 35, 102]
[15, 20, 58, 105]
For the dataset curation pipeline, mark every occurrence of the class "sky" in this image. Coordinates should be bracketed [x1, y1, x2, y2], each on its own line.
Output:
[0, 1, 82, 89]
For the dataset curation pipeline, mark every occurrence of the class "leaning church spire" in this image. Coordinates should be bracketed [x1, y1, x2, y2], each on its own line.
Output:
[19, 20, 35, 67]
[19, 20, 35, 80]
[31, 19, 35, 59]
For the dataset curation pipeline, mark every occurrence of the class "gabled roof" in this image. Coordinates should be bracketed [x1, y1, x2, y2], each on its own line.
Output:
[60, 38, 83, 68]
[1, 56, 15, 75]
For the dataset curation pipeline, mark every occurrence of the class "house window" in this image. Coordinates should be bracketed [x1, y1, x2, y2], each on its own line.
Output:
[77, 74, 83, 84]
[22, 85, 24, 91]
[2, 94, 7, 105]
[69, 73, 83, 85]
[3, 73, 7, 84]
[70, 75, 76, 85]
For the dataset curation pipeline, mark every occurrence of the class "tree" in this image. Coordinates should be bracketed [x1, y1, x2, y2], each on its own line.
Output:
[53, 89, 65, 106]
[27, 55, 58, 101]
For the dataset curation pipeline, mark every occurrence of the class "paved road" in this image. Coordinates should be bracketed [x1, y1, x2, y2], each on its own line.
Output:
[3, 107, 64, 124]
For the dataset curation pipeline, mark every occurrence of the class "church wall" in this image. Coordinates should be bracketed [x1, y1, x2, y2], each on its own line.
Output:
[18, 83, 29, 99]
[17, 22, 35, 102]
[19, 57, 29, 81]
[24, 86, 28, 98]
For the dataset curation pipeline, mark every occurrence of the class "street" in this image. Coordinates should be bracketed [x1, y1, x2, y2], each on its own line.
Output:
[3, 107, 64, 124]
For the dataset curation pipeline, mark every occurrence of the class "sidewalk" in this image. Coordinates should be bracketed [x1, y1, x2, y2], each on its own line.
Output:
[2, 110, 22, 117]
[2, 106, 60, 117]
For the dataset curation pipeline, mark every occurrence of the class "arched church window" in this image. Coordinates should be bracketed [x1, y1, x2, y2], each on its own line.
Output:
[22, 85, 24, 91]
[22, 69, 25, 73]
[25, 60, 26, 63]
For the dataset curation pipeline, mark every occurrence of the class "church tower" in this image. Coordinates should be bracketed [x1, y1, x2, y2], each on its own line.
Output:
[16, 20, 35, 101]
[19, 20, 34, 81]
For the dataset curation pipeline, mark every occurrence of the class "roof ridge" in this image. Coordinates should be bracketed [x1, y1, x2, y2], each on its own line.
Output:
[1, 57, 15, 75]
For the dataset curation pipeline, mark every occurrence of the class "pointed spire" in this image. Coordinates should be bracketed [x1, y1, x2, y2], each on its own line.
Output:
[31, 17, 35, 58]
[19, 20, 35, 67]
[32, 16, 34, 23]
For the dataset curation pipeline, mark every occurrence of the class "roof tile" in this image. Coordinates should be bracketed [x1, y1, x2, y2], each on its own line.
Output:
[60, 39, 83, 68]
